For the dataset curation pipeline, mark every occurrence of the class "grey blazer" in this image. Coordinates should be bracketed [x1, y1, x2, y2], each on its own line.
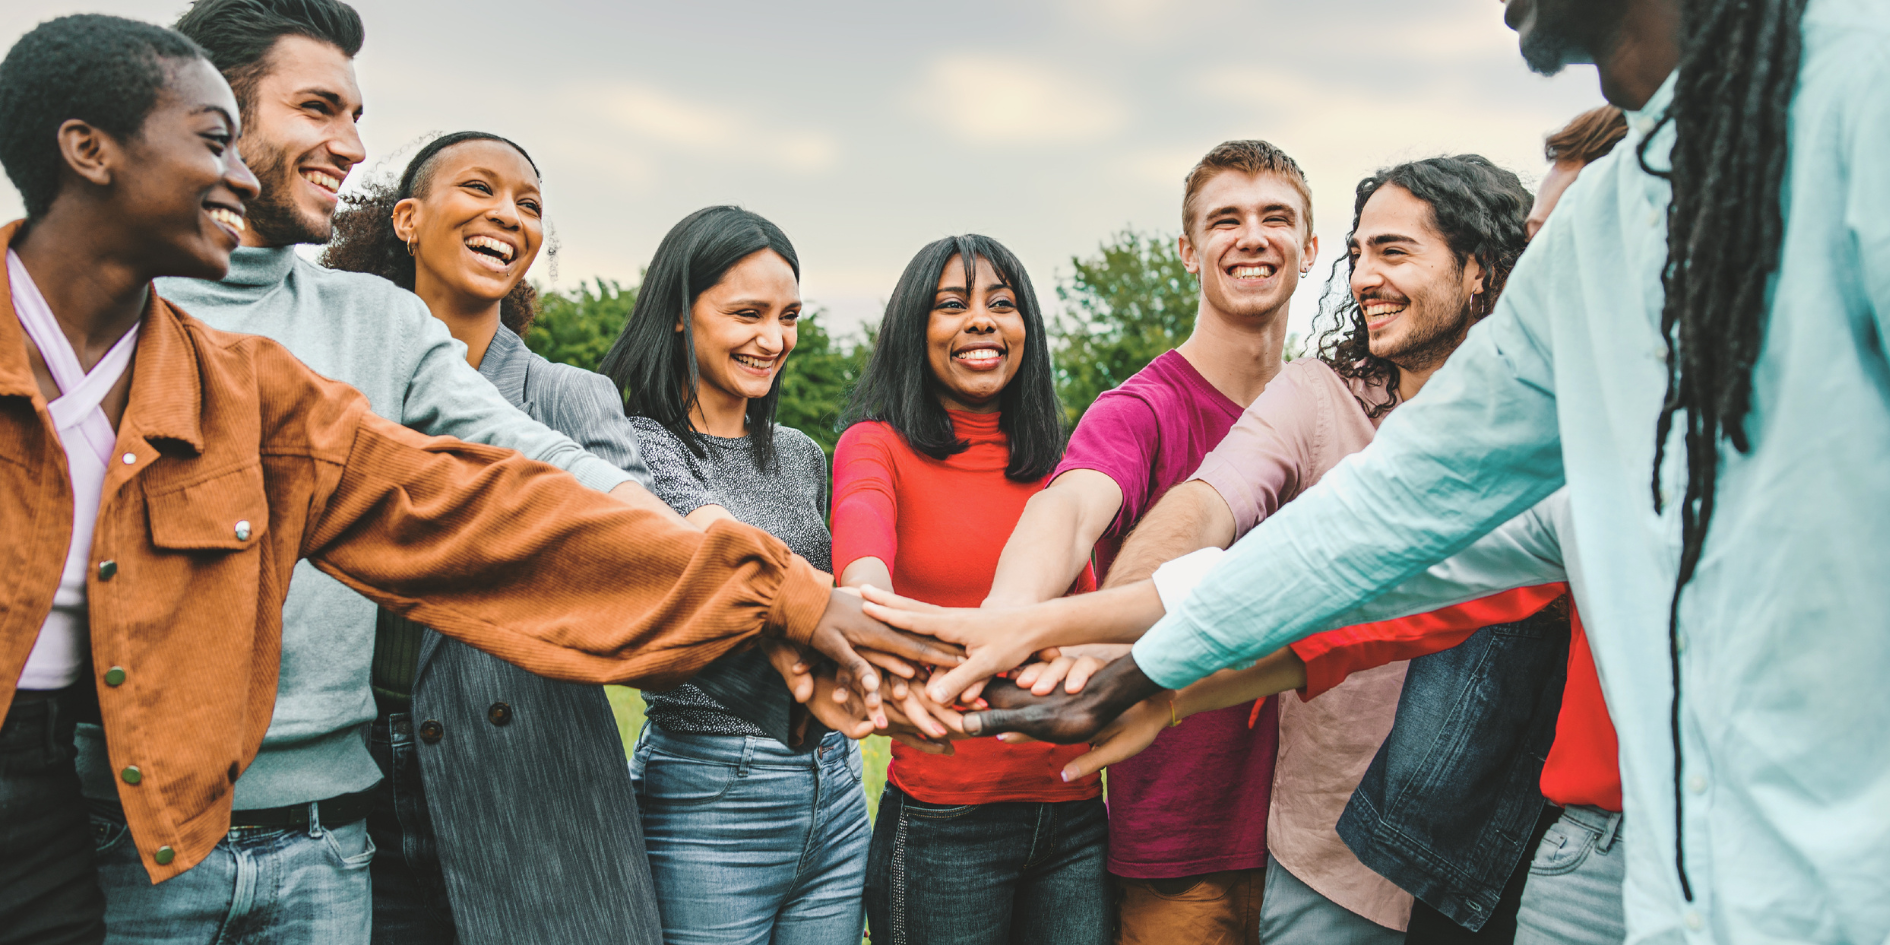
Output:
[408, 326, 661, 945]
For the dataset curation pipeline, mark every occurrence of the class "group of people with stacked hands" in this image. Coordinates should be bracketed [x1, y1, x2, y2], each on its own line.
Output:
[1, 0, 1884, 944]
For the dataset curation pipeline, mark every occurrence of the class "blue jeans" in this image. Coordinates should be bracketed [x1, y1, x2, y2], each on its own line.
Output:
[90, 802, 374, 945]
[631, 726, 868, 945]
[864, 784, 1111, 945]
[1514, 806, 1625, 945]
[366, 710, 456, 945]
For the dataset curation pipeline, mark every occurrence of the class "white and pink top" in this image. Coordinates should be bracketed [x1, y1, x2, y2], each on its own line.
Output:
[10, 248, 139, 691]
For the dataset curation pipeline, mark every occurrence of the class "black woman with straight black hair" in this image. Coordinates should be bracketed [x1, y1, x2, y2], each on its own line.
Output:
[601, 205, 877, 945]
[828, 236, 1109, 945]
[322, 131, 663, 945]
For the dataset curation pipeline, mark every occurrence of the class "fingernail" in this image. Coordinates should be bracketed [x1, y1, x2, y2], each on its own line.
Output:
[1061, 769, 1073, 782]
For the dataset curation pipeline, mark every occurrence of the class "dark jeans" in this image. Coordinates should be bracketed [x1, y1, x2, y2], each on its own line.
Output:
[366, 709, 457, 945]
[865, 784, 1111, 945]
[1404, 804, 1563, 945]
[0, 688, 105, 945]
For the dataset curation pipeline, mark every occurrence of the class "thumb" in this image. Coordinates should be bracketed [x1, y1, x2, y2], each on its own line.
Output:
[1060, 735, 1139, 782]
[926, 651, 1005, 705]
[961, 706, 1037, 738]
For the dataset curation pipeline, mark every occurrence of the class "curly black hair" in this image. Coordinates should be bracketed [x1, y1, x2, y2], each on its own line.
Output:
[1311, 154, 1532, 416]
[173, 0, 362, 121]
[0, 15, 206, 219]
[320, 131, 548, 335]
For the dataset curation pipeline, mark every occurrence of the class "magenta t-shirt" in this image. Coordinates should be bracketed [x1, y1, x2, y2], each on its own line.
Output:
[1053, 349, 1278, 878]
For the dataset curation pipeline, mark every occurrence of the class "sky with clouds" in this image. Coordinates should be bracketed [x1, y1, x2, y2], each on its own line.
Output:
[2, 0, 1605, 339]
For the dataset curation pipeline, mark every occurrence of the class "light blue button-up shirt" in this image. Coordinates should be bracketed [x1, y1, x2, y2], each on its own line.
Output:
[1132, 3, 1890, 941]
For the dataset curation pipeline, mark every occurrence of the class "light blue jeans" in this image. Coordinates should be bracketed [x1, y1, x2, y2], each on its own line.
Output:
[90, 802, 375, 944]
[631, 725, 869, 945]
[1515, 806, 1626, 945]
[1257, 853, 1404, 944]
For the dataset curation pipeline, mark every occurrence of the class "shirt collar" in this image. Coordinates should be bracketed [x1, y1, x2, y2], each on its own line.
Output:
[477, 323, 527, 401]
[0, 219, 205, 452]
[219, 244, 300, 287]
[1626, 70, 1679, 138]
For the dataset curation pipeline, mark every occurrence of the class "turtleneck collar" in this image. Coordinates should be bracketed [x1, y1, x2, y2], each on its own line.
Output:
[947, 408, 1005, 441]
[220, 244, 301, 288]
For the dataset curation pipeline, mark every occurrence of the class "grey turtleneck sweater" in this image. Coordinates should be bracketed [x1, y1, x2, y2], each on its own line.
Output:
[76, 245, 635, 809]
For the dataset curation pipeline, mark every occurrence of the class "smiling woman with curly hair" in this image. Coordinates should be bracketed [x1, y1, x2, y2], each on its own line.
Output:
[321, 131, 667, 945]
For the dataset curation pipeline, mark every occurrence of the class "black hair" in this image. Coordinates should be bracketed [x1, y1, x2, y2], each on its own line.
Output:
[0, 15, 206, 219]
[320, 132, 547, 334]
[1312, 154, 1532, 416]
[1641, 0, 1810, 901]
[842, 235, 1065, 481]
[173, 0, 363, 119]
[599, 206, 798, 471]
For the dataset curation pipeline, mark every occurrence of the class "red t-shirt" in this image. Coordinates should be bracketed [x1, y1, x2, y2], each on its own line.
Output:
[831, 412, 1101, 804]
[1052, 350, 1277, 878]
[1290, 586, 1622, 812]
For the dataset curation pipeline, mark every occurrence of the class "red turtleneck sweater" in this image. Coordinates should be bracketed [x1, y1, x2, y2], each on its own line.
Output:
[832, 411, 1101, 804]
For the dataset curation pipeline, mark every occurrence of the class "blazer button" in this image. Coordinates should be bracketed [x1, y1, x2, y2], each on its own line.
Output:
[418, 720, 444, 744]
[154, 846, 175, 865]
[121, 766, 142, 785]
[487, 702, 513, 726]
[98, 560, 117, 581]
[103, 666, 127, 687]
[234, 520, 251, 542]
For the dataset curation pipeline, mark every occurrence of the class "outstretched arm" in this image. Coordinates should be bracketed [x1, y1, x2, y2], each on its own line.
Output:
[1102, 481, 1238, 588]
[983, 469, 1123, 607]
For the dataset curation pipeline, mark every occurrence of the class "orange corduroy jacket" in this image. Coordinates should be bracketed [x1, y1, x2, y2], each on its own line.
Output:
[0, 221, 833, 883]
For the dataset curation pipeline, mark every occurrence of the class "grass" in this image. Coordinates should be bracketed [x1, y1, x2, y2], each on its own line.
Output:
[606, 686, 895, 821]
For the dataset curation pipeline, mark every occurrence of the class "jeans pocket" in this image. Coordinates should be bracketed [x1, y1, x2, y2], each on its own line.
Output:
[321, 819, 377, 870]
[640, 753, 741, 807]
[902, 796, 975, 820]
[90, 811, 132, 856]
[845, 741, 864, 785]
[1529, 819, 1597, 877]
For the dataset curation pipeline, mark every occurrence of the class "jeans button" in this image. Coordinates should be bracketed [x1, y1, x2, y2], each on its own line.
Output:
[418, 720, 444, 744]
[487, 702, 512, 726]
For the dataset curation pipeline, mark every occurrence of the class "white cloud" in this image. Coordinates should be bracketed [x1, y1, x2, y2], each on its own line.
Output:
[584, 82, 840, 174]
[909, 53, 1126, 145]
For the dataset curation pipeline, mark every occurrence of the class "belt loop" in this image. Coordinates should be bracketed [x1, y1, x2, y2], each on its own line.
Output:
[1597, 810, 1622, 853]
[737, 738, 755, 778]
[307, 798, 324, 838]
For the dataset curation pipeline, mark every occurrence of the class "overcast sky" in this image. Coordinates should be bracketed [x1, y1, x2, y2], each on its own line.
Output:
[2, 0, 1604, 338]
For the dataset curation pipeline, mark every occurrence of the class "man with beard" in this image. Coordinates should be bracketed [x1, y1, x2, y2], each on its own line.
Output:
[939, 0, 1890, 939]
[1089, 155, 1534, 944]
[979, 139, 1320, 945]
[71, 1, 946, 941]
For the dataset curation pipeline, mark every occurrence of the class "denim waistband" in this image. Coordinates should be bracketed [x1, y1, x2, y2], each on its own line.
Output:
[641, 725, 853, 773]
[1560, 804, 1624, 852]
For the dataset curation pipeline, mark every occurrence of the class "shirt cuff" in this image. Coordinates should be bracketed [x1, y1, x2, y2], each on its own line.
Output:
[567, 454, 637, 494]
[1131, 608, 1229, 690]
[769, 554, 836, 647]
[1151, 547, 1226, 612]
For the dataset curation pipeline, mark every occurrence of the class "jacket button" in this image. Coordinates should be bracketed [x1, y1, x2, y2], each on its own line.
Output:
[121, 766, 142, 785]
[154, 846, 175, 865]
[234, 520, 251, 541]
[98, 560, 117, 581]
[103, 666, 127, 687]
[487, 702, 512, 726]
[418, 720, 444, 744]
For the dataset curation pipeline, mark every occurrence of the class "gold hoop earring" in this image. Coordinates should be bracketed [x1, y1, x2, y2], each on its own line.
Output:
[405, 239, 416, 257]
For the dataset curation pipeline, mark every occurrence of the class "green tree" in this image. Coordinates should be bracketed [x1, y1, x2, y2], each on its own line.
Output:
[524, 277, 638, 372]
[777, 311, 874, 457]
[1050, 229, 1198, 423]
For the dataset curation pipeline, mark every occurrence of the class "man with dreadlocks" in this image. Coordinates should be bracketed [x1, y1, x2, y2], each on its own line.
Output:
[904, 0, 1890, 940]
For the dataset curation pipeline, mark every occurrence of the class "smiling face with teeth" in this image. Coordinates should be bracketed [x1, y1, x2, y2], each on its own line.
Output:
[1347, 183, 1486, 385]
[75, 57, 263, 281]
[682, 249, 802, 437]
[924, 254, 1028, 414]
[230, 35, 364, 247]
[391, 139, 544, 326]
[1180, 170, 1318, 328]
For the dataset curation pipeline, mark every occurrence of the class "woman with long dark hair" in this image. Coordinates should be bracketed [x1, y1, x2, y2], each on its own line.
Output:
[834, 235, 1109, 944]
[600, 205, 870, 944]
[321, 132, 663, 945]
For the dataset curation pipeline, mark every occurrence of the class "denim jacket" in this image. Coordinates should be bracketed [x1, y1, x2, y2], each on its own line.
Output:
[1335, 607, 1569, 931]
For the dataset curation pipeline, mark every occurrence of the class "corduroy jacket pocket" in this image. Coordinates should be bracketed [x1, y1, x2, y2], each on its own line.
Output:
[144, 461, 270, 551]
